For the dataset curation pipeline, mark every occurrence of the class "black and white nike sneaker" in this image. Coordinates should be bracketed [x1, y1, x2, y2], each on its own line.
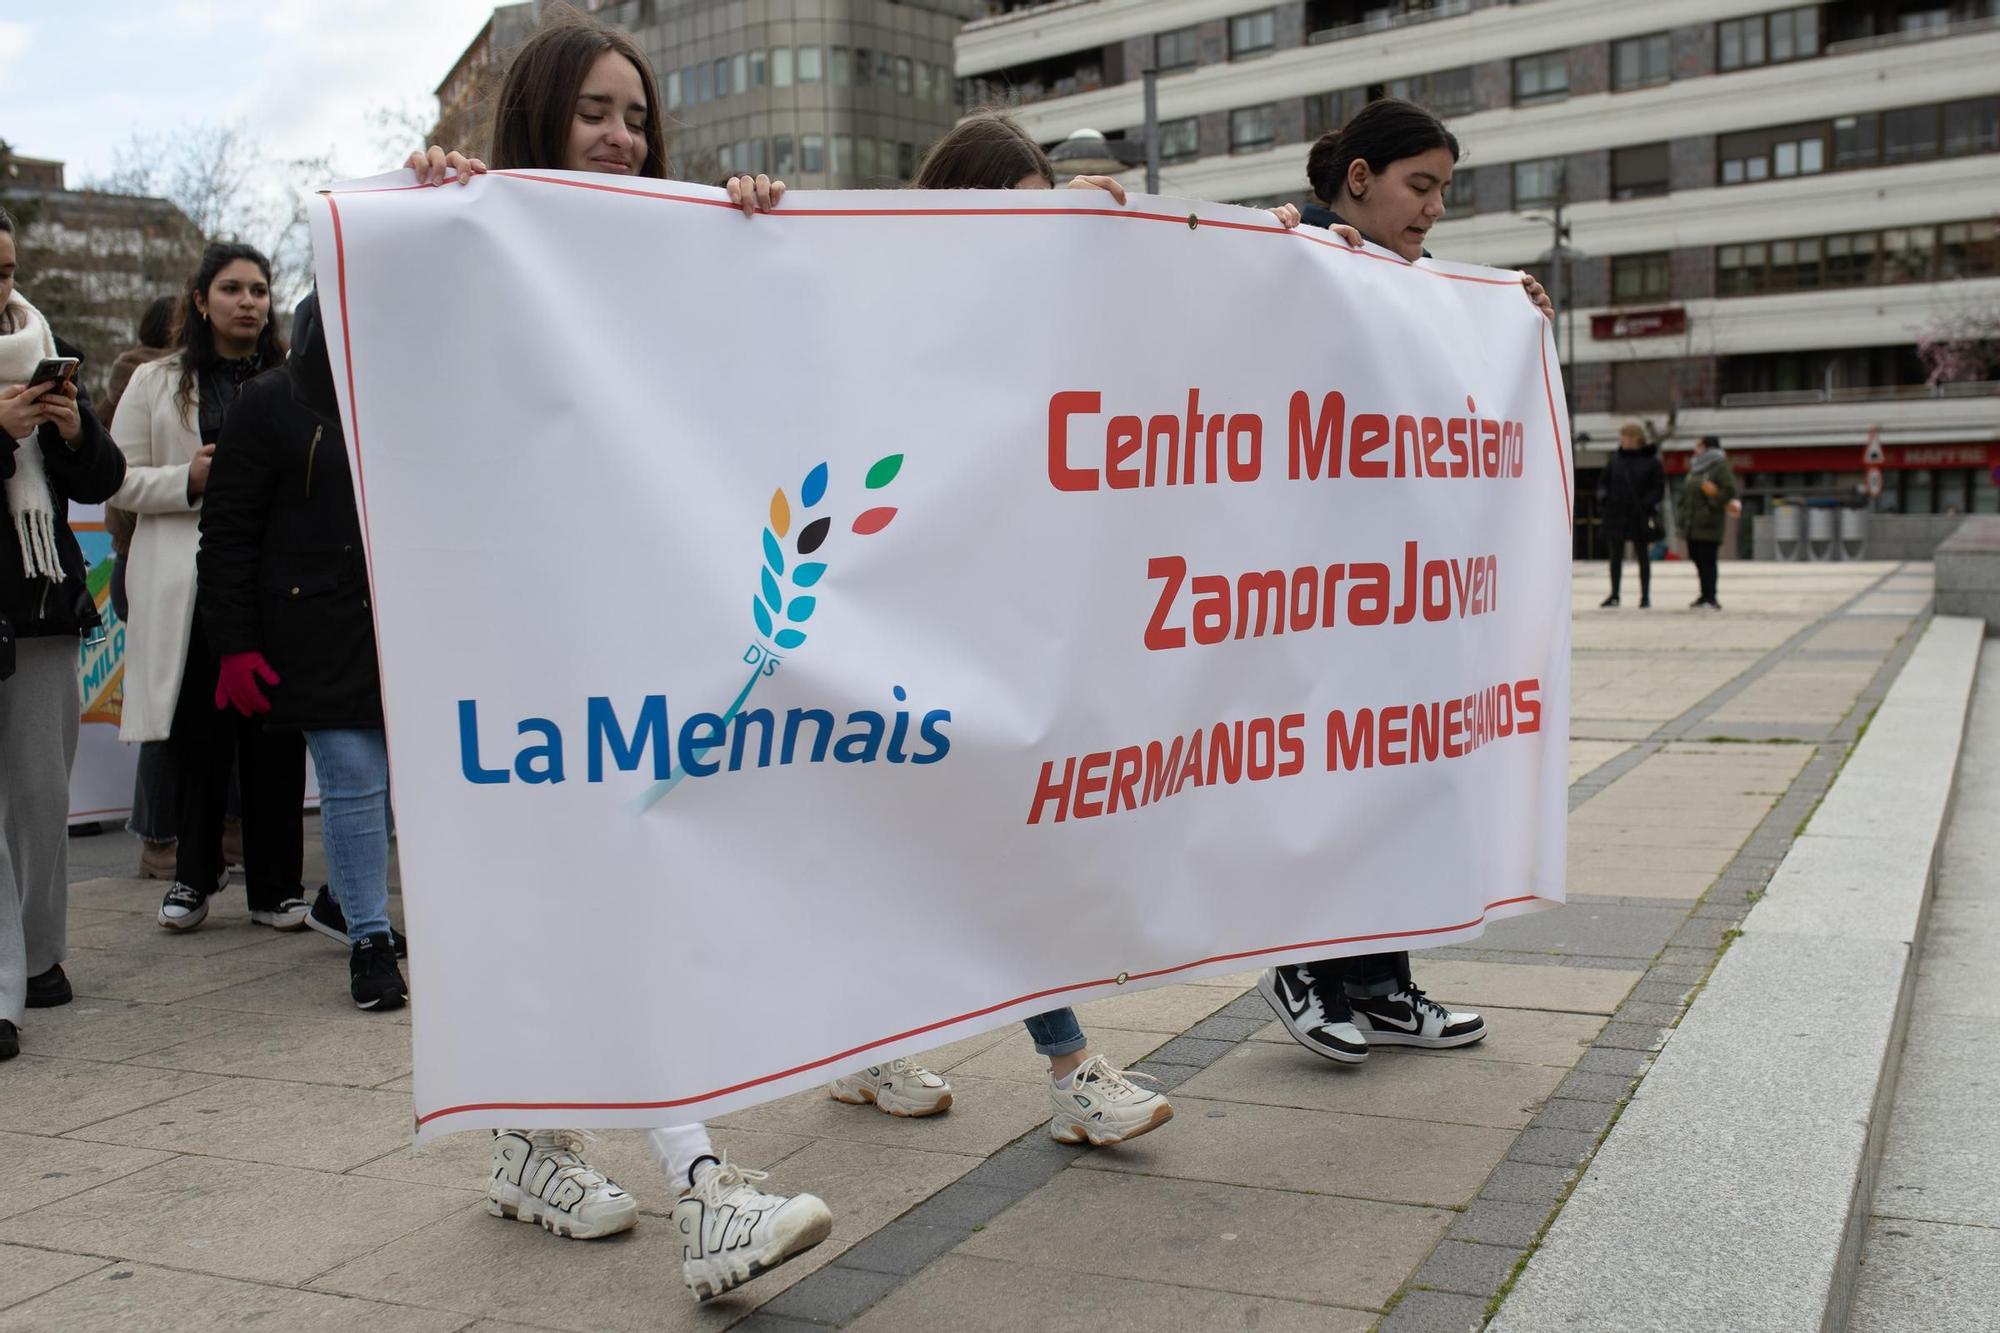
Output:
[1348, 984, 1486, 1048]
[1258, 964, 1368, 1064]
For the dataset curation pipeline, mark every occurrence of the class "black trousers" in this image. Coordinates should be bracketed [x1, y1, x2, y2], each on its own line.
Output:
[1604, 519, 1651, 600]
[168, 611, 307, 909]
[1307, 952, 1408, 1001]
[1688, 539, 1721, 604]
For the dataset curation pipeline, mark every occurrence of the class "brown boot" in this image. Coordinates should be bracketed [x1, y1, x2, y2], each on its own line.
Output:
[139, 839, 177, 880]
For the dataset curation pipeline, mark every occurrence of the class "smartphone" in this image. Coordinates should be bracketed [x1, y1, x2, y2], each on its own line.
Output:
[27, 357, 80, 392]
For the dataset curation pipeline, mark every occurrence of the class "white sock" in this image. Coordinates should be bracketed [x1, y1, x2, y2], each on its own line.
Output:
[646, 1123, 716, 1191]
[1052, 1069, 1076, 1089]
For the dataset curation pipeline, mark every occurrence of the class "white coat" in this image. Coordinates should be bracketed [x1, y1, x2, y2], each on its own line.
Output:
[109, 356, 204, 743]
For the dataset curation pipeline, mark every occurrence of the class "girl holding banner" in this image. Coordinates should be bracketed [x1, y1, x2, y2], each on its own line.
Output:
[1261, 98, 1553, 1068]
[405, 6, 835, 1302]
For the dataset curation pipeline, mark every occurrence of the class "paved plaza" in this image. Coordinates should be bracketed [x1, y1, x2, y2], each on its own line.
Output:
[0, 559, 1959, 1332]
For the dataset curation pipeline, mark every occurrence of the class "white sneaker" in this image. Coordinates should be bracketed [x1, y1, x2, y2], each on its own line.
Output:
[1349, 986, 1487, 1049]
[249, 897, 310, 930]
[487, 1129, 639, 1240]
[1047, 1054, 1173, 1147]
[674, 1157, 833, 1301]
[827, 1057, 953, 1117]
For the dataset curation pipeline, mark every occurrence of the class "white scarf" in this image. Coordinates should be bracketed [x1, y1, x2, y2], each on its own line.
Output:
[1, 290, 64, 581]
[0, 288, 64, 580]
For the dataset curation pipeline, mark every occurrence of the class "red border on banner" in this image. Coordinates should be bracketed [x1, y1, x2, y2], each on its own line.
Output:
[315, 179, 1570, 1131]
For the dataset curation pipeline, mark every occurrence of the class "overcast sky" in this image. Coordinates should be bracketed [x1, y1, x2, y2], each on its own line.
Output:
[2, 0, 501, 185]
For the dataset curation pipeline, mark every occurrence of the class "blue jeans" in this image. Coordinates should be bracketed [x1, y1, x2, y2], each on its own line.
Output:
[1023, 1007, 1086, 1057]
[304, 729, 393, 943]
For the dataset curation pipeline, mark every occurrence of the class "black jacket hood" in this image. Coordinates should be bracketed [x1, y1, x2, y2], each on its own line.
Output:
[287, 290, 340, 420]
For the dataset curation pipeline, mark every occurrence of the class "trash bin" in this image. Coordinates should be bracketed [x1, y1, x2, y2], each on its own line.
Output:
[1839, 507, 1869, 561]
[1773, 504, 1803, 562]
[1807, 506, 1837, 562]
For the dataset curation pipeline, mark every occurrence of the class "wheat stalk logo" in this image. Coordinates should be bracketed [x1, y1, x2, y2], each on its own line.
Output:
[633, 454, 904, 811]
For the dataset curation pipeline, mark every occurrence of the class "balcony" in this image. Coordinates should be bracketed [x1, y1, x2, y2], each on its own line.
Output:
[1721, 380, 2000, 408]
[1306, 0, 1474, 46]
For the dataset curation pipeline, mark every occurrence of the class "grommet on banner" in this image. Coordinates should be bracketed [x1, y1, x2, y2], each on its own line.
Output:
[1187, 214, 1199, 230]
[1116, 971, 1130, 985]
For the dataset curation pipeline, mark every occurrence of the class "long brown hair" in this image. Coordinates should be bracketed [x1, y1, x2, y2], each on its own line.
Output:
[490, 4, 668, 177]
[914, 111, 1054, 190]
[172, 242, 285, 429]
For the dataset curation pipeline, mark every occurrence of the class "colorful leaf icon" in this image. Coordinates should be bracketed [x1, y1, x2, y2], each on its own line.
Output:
[797, 516, 831, 555]
[866, 454, 903, 490]
[793, 561, 827, 588]
[774, 629, 807, 650]
[761, 529, 784, 576]
[760, 567, 783, 614]
[770, 489, 791, 538]
[753, 598, 774, 638]
[853, 506, 897, 536]
[802, 462, 829, 508]
[787, 596, 817, 623]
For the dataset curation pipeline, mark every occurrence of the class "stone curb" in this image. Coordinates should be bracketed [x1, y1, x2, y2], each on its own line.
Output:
[1489, 616, 1987, 1333]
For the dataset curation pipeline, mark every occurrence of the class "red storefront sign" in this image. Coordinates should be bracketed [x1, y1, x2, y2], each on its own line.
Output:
[1661, 443, 2000, 474]
[1590, 307, 1687, 339]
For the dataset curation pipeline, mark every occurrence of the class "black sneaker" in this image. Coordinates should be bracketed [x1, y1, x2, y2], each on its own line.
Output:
[157, 881, 209, 931]
[26, 964, 72, 1008]
[0, 1020, 18, 1060]
[308, 886, 407, 957]
[1348, 984, 1486, 1048]
[1257, 964, 1368, 1064]
[350, 934, 408, 1012]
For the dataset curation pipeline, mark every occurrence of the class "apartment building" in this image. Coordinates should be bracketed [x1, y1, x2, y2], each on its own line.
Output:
[957, 0, 2000, 537]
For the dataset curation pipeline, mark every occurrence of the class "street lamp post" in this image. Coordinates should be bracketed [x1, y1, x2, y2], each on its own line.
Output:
[1142, 66, 1160, 195]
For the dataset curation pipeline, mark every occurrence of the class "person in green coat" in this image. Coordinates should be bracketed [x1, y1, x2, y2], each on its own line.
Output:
[1680, 435, 1737, 610]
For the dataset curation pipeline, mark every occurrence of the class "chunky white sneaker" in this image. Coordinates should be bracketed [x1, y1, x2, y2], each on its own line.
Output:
[674, 1158, 832, 1301]
[249, 897, 310, 930]
[826, 1057, 953, 1117]
[157, 882, 210, 931]
[1047, 1054, 1173, 1147]
[1258, 964, 1369, 1064]
[1349, 985, 1487, 1049]
[487, 1129, 638, 1240]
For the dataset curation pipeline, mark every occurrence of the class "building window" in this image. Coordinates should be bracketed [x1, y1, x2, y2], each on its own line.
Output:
[1944, 96, 2000, 155]
[748, 138, 768, 175]
[1718, 123, 1826, 184]
[1719, 7, 1819, 72]
[714, 58, 730, 98]
[1612, 142, 1669, 199]
[1613, 33, 1671, 91]
[1940, 219, 2000, 278]
[1881, 226, 1938, 283]
[831, 134, 851, 176]
[1884, 105, 1939, 163]
[799, 46, 823, 83]
[1512, 50, 1569, 106]
[877, 51, 894, 86]
[829, 46, 851, 86]
[773, 135, 795, 177]
[1443, 170, 1475, 216]
[895, 56, 913, 96]
[1834, 114, 1879, 169]
[1823, 231, 1877, 287]
[665, 70, 681, 109]
[1385, 66, 1475, 117]
[1612, 253, 1671, 304]
[772, 46, 794, 87]
[915, 60, 931, 101]
[1156, 25, 1201, 72]
[898, 141, 916, 179]
[748, 50, 767, 89]
[1513, 158, 1565, 207]
[854, 47, 872, 87]
[732, 53, 748, 96]
[1159, 116, 1200, 164]
[1230, 10, 1276, 58]
[1231, 104, 1276, 154]
[800, 136, 824, 174]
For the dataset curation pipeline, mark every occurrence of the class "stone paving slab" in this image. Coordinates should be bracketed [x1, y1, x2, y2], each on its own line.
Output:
[0, 1262, 474, 1333]
[0, 1244, 106, 1312]
[1850, 1218, 2000, 1333]
[1408, 961, 1643, 1015]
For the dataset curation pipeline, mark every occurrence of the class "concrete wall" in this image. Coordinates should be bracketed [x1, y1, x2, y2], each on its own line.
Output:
[1749, 512, 1969, 563]
[1936, 516, 2000, 633]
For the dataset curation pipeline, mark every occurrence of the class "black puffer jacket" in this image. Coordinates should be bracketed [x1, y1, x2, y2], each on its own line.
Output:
[196, 294, 381, 730]
[1, 335, 126, 644]
[1598, 445, 1665, 527]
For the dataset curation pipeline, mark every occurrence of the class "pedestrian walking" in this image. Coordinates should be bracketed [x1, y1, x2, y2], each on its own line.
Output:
[1267, 98, 1553, 1065]
[406, 4, 833, 1299]
[108, 243, 310, 932]
[1599, 421, 1665, 608]
[102, 295, 180, 879]
[1682, 435, 1737, 610]
[1, 204, 128, 1059]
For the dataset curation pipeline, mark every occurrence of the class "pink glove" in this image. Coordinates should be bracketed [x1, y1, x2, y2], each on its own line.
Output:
[215, 651, 280, 716]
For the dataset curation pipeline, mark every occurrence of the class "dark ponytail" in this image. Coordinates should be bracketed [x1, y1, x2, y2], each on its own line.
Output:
[1306, 97, 1460, 205]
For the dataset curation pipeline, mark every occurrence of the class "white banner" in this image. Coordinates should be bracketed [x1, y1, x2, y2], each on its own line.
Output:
[309, 173, 1572, 1140]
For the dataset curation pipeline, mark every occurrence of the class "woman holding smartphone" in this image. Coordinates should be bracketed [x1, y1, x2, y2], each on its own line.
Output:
[404, 6, 834, 1303]
[1263, 98, 1551, 1069]
[0, 204, 127, 1060]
